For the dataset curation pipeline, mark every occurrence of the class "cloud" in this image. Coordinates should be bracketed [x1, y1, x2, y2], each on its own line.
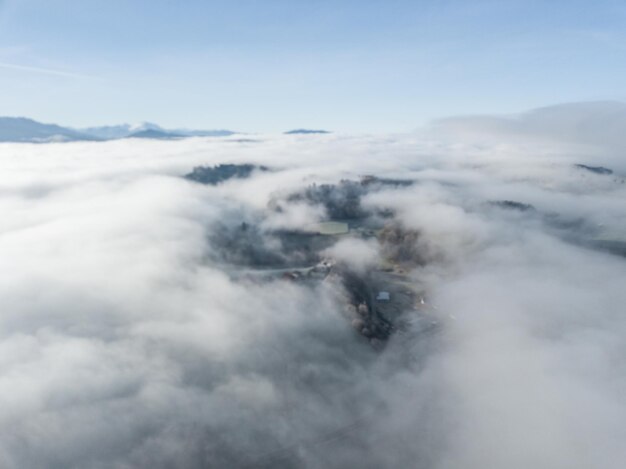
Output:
[428, 101, 626, 171]
[0, 61, 94, 80]
[322, 237, 380, 273]
[0, 103, 625, 468]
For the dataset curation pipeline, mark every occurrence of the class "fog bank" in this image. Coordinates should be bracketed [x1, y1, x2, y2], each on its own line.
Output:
[1, 103, 625, 468]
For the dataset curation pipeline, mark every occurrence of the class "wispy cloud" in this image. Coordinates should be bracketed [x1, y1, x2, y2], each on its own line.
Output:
[0, 60, 94, 79]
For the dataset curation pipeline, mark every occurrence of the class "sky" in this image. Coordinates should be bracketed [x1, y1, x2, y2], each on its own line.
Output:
[1, 0, 626, 132]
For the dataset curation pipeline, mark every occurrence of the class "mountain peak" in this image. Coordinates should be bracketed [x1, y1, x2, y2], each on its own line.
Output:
[0, 116, 237, 142]
[284, 129, 331, 135]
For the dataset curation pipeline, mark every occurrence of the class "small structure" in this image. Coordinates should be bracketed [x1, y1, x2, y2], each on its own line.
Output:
[376, 291, 390, 301]
[308, 260, 333, 280]
[281, 271, 302, 282]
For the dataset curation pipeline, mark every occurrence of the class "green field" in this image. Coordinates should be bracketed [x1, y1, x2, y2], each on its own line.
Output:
[308, 221, 349, 235]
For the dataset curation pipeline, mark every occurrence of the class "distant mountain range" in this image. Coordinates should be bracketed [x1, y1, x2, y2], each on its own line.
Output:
[0, 117, 95, 143]
[284, 129, 331, 135]
[0, 117, 236, 143]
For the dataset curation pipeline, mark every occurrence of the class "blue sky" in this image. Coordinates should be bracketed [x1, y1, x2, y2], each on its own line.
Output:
[0, 0, 625, 132]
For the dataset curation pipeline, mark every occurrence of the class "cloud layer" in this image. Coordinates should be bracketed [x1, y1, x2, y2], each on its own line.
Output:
[1, 104, 626, 468]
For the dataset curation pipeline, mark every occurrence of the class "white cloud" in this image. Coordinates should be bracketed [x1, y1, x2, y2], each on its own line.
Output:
[0, 104, 625, 467]
[0, 61, 94, 80]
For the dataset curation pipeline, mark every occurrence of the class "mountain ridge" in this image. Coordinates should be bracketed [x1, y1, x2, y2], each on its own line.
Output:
[0, 117, 236, 142]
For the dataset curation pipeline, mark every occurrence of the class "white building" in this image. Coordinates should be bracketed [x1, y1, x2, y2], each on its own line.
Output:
[376, 291, 390, 301]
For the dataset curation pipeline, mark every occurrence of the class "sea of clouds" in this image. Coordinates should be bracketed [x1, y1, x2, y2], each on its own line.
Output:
[1, 103, 625, 468]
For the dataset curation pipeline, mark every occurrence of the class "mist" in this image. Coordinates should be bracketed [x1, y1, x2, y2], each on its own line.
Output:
[1, 103, 626, 468]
